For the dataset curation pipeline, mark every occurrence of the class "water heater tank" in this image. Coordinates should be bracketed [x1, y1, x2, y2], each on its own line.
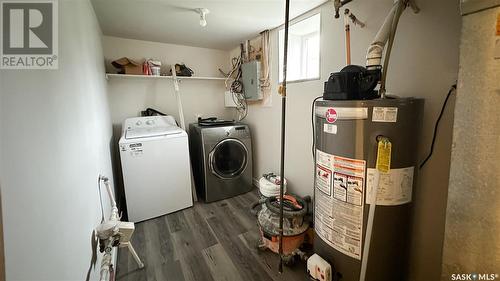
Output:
[313, 97, 424, 281]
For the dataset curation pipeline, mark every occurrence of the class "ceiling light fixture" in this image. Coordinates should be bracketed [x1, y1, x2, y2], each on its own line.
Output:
[195, 8, 210, 27]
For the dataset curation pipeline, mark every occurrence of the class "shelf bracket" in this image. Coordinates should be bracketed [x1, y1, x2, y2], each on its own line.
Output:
[171, 65, 186, 130]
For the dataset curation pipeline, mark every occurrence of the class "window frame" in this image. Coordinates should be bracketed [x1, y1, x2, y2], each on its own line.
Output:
[278, 12, 321, 84]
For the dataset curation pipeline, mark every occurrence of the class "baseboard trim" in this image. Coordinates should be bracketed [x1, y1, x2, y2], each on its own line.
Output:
[461, 0, 500, 15]
[252, 177, 259, 188]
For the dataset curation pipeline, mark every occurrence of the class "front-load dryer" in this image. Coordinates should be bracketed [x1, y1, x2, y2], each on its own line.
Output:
[119, 116, 193, 222]
[189, 123, 253, 202]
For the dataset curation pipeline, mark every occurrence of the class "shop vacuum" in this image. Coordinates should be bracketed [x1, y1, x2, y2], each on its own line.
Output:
[252, 194, 313, 265]
[311, 1, 423, 281]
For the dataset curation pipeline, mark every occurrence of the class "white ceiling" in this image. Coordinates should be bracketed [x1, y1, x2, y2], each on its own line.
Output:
[91, 0, 328, 50]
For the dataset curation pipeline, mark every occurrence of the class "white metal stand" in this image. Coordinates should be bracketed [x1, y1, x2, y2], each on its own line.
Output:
[96, 176, 144, 281]
[121, 242, 144, 268]
[170, 65, 198, 202]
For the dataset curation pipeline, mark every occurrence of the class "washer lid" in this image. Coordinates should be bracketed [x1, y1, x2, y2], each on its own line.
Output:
[125, 125, 183, 139]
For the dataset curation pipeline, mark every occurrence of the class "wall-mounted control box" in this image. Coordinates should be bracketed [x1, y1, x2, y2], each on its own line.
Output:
[241, 60, 263, 101]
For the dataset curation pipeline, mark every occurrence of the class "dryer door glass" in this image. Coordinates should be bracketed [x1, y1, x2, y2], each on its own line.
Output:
[210, 139, 248, 179]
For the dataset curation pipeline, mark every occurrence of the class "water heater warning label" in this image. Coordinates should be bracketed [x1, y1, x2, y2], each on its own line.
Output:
[315, 150, 365, 260]
[316, 165, 332, 196]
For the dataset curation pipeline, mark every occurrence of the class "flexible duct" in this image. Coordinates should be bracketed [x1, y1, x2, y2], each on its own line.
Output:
[365, 0, 420, 97]
[379, 1, 406, 97]
[366, 3, 399, 69]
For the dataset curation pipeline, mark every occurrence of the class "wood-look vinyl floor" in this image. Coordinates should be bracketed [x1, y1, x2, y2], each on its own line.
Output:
[116, 189, 308, 281]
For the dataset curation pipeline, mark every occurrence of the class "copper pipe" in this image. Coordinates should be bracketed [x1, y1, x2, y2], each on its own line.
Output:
[344, 9, 352, 65]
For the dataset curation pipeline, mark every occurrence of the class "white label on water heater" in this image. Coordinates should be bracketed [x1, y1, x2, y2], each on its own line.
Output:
[366, 167, 414, 205]
[372, 107, 398, 122]
[315, 150, 365, 260]
[323, 124, 337, 134]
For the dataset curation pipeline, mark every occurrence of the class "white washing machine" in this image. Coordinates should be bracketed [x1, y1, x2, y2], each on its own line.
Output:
[119, 116, 193, 222]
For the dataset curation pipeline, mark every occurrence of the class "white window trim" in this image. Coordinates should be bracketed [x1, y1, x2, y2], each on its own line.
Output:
[301, 31, 320, 79]
[278, 13, 321, 84]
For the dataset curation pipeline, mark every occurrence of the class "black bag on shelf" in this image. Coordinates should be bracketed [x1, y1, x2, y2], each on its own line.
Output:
[171, 64, 194, 77]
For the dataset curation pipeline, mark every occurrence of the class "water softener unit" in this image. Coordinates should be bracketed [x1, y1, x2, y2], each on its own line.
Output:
[313, 98, 423, 281]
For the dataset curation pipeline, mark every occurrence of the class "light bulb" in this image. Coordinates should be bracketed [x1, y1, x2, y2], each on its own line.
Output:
[196, 8, 209, 27]
[200, 17, 207, 27]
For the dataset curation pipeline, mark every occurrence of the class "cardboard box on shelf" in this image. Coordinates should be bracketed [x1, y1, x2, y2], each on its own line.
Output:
[111, 57, 143, 75]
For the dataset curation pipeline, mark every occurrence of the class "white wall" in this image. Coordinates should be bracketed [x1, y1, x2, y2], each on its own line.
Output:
[102, 36, 235, 127]
[441, 6, 500, 279]
[0, 0, 114, 280]
[233, 0, 461, 280]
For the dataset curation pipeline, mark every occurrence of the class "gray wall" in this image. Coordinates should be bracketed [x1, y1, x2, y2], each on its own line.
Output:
[0, 0, 114, 279]
[441, 6, 500, 279]
[234, 0, 461, 280]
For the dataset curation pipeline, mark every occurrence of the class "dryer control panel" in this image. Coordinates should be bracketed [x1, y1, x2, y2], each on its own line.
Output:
[201, 125, 251, 143]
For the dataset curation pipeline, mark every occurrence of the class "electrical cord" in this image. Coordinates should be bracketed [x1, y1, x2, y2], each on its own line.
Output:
[231, 82, 248, 121]
[419, 83, 457, 169]
[311, 96, 323, 158]
[225, 57, 241, 88]
[226, 55, 248, 121]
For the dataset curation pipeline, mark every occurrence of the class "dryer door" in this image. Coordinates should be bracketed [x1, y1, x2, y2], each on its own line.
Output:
[208, 138, 248, 179]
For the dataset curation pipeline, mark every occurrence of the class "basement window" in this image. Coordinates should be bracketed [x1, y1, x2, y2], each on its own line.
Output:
[279, 13, 321, 83]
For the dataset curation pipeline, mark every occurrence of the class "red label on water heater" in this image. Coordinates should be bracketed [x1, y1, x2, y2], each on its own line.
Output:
[326, 108, 337, 123]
